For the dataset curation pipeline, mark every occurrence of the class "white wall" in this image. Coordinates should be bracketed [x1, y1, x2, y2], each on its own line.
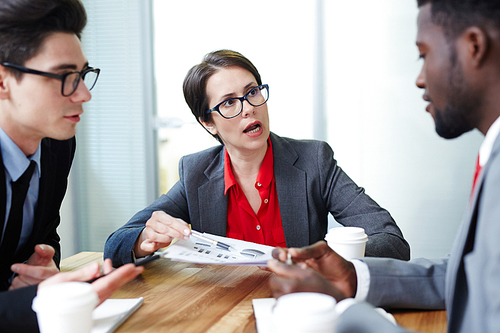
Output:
[61, 0, 484, 259]
[154, 0, 483, 259]
[323, 1, 483, 258]
[153, 0, 318, 195]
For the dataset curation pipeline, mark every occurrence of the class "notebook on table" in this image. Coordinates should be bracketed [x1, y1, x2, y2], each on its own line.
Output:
[91, 297, 144, 333]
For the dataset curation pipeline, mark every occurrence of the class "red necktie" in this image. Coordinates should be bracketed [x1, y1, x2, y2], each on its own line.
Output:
[472, 155, 482, 194]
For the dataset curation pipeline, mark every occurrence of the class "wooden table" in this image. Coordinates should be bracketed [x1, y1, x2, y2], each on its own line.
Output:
[61, 252, 447, 333]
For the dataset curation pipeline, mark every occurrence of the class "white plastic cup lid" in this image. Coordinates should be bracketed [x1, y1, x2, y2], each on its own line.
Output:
[33, 282, 98, 313]
[273, 292, 337, 319]
[325, 227, 367, 243]
[273, 293, 338, 332]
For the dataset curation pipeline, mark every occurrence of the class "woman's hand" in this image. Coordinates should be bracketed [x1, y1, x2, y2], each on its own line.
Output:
[134, 211, 191, 257]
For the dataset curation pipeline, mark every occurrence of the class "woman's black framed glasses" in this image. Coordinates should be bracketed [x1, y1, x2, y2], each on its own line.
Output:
[1, 62, 100, 97]
[205, 84, 269, 119]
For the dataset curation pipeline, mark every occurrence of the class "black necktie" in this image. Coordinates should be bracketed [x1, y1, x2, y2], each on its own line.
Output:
[0, 160, 36, 261]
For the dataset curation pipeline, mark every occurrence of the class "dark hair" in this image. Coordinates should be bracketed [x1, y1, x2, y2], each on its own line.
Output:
[183, 49, 262, 143]
[417, 0, 500, 39]
[0, 0, 87, 78]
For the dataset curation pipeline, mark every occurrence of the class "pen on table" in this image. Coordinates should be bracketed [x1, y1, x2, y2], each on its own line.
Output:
[87, 249, 168, 283]
[190, 230, 233, 251]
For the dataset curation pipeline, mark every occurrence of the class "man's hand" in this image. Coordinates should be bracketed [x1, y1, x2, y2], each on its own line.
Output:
[9, 244, 59, 290]
[39, 259, 144, 306]
[268, 259, 348, 301]
[269, 241, 358, 299]
[134, 211, 191, 258]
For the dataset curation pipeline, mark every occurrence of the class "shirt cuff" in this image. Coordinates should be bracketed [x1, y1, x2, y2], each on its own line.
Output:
[133, 250, 155, 263]
[351, 259, 370, 301]
[132, 250, 138, 263]
[335, 298, 357, 316]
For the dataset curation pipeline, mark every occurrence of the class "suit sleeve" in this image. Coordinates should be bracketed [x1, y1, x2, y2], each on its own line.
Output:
[363, 257, 447, 310]
[104, 157, 191, 267]
[0, 285, 39, 333]
[318, 142, 410, 260]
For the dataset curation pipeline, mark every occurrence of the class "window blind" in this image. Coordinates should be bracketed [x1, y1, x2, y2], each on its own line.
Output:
[73, 0, 156, 252]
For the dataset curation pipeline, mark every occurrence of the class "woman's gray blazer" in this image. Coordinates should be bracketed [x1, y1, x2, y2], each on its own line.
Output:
[104, 132, 409, 266]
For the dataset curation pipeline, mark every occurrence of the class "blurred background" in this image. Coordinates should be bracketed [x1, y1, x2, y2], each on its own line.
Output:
[60, 0, 483, 260]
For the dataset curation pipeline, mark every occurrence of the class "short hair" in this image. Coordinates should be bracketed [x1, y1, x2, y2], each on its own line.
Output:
[417, 0, 500, 40]
[183, 49, 262, 143]
[0, 0, 87, 78]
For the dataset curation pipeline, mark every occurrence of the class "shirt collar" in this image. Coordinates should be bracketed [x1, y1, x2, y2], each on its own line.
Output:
[224, 148, 237, 195]
[0, 126, 42, 181]
[479, 115, 500, 167]
[256, 139, 274, 189]
[224, 138, 274, 194]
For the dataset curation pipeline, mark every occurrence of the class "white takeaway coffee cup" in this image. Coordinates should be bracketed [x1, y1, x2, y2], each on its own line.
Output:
[32, 281, 99, 333]
[273, 292, 338, 333]
[325, 227, 368, 260]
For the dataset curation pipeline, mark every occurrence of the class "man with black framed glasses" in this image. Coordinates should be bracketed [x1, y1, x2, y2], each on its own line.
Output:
[1, 62, 100, 97]
[0, 0, 139, 331]
[0, 1, 145, 332]
[0, 0, 100, 294]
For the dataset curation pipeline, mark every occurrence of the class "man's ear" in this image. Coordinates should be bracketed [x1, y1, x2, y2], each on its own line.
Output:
[199, 118, 218, 135]
[462, 26, 489, 68]
[0, 65, 11, 100]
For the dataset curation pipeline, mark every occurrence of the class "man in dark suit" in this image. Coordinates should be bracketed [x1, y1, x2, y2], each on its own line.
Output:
[0, 0, 99, 292]
[267, 0, 500, 332]
[0, 1, 146, 332]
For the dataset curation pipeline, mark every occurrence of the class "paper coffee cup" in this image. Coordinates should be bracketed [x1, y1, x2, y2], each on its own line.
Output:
[325, 227, 368, 260]
[32, 281, 99, 333]
[273, 292, 337, 333]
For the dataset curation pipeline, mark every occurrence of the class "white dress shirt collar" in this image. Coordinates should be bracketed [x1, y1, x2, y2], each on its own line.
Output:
[479, 116, 500, 167]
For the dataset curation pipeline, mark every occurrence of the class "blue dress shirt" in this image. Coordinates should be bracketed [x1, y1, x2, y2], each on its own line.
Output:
[0, 126, 41, 254]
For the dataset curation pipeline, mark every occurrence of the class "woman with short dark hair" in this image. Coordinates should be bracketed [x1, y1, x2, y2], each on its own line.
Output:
[105, 50, 410, 266]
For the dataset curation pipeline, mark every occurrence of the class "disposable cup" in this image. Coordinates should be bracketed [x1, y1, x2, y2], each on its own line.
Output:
[325, 227, 368, 260]
[32, 281, 99, 333]
[273, 292, 337, 333]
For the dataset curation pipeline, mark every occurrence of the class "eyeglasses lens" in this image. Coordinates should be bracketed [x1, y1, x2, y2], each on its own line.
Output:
[62, 70, 99, 96]
[218, 85, 269, 118]
[63, 72, 80, 96]
[247, 85, 269, 107]
[83, 70, 98, 91]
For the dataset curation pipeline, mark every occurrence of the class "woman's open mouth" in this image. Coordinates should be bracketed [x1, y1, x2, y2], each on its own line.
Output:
[244, 123, 261, 134]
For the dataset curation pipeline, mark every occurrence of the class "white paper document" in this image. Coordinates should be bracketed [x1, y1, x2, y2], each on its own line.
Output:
[252, 298, 277, 333]
[160, 233, 274, 266]
[91, 297, 143, 333]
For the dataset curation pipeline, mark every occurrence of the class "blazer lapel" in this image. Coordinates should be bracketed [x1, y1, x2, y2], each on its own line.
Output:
[271, 133, 309, 247]
[446, 135, 500, 325]
[0, 151, 6, 237]
[197, 147, 227, 236]
[196, 134, 311, 246]
[446, 194, 479, 327]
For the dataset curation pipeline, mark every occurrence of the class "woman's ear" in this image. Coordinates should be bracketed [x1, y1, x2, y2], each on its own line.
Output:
[199, 118, 218, 135]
